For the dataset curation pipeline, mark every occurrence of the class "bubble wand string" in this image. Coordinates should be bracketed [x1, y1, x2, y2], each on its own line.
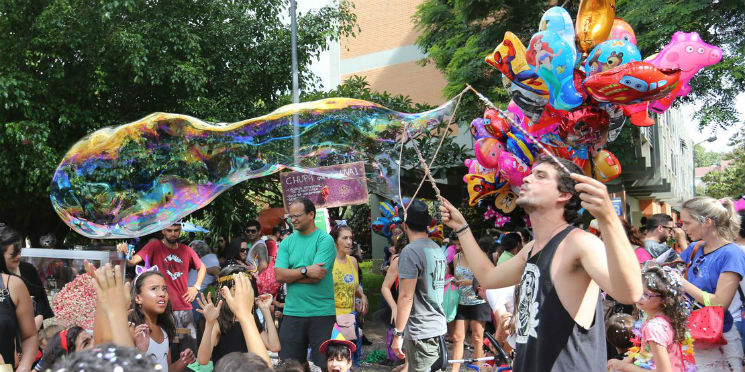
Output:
[398, 86, 468, 220]
[465, 84, 572, 175]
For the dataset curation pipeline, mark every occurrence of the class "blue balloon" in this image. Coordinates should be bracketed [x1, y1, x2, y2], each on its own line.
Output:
[540, 7, 576, 57]
[526, 30, 583, 111]
[584, 39, 642, 76]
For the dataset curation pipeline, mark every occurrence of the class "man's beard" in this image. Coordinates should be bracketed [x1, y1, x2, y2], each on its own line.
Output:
[516, 196, 537, 213]
[165, 237, 178, 244]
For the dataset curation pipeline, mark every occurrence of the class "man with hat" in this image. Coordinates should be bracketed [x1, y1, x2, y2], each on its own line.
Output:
[391, 199, 448, 372]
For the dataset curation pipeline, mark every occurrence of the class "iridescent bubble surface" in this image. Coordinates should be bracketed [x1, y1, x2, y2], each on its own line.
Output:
[51, 97, 456, 238]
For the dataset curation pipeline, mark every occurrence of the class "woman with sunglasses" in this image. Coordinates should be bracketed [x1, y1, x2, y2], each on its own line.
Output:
[222, 236, 250, 269]
[677, 196, 744, 372]
[0, 224, 39, 372]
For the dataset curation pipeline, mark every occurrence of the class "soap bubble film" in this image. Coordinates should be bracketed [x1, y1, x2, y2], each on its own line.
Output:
[51, 97, 456, 238]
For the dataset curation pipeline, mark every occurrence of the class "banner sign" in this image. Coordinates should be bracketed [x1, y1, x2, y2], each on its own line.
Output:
[280, 161, 369, 210]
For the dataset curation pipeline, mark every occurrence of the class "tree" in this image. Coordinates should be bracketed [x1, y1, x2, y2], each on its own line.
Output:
[699, 125, 745, 199]
[694, 144, 724, 167]
[0, 0, 356, 244]
[413, 0, 744, 128]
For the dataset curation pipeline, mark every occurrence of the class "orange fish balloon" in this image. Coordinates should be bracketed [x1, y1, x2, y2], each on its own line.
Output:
[575, 0, 616, 53]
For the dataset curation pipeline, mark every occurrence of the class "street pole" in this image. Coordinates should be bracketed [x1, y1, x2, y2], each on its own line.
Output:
[291, 0, 300, 166]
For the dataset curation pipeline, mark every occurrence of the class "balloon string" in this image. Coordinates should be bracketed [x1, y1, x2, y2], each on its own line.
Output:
[465, 84, 572, 175]
[399, 87, 468, 220]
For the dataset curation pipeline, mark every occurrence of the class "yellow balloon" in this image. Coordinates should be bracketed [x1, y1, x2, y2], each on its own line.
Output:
[575, 0, 616, 53]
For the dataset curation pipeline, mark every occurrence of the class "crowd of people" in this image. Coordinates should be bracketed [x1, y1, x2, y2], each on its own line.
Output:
[1, 155, 745, 372]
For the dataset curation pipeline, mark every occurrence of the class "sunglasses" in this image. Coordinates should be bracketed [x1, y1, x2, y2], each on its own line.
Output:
[240, 248, 248, 253]
[691, 255, 706, 277]
[245, 229, 258, 234]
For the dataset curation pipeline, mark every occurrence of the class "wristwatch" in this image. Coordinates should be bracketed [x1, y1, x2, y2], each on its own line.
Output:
[300, 266, 308, 277]
[393, 328, 404, 337]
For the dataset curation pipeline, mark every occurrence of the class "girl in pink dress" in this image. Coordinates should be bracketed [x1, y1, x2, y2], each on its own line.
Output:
[607, 265, 695, 372]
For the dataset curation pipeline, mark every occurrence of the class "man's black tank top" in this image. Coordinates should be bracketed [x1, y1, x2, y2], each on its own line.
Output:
[513, 226, 606, 372]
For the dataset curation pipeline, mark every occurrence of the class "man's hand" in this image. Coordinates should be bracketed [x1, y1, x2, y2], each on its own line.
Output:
[305, 263, 327, 280]
[439, 197, 467, 230]
[116, 242, 129, 254]
[183, 286, 199, 303]
[221, 273, 254, 322]
[570, 173, 615, 222]
[391, 335, 405, 360]
[196, 293, 222, 324]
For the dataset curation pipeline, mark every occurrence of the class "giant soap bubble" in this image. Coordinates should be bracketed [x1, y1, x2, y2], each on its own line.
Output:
[51, 97, 457, 238]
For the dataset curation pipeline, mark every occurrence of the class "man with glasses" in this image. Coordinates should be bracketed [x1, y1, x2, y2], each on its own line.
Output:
[244, 219, 269, 275]
[643, 213, 688, 259]
[274, 198, 336, 371]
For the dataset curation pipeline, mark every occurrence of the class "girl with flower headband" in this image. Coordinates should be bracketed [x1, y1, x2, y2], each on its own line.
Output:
[129, 269, 196, 371]
[195, 265, 279, 367]
[607, 265, 695, 372]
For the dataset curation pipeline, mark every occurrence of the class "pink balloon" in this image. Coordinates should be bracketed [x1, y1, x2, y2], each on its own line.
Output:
[475, 138, 505, 169]
[610, 18, 637, 46]
[498, 151, 530, 187]
[647, 31, 722, 113]
[462, 158, 495, 183]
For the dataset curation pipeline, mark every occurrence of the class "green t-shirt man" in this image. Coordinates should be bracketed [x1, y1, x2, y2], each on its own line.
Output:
[275, 228, 336, 316]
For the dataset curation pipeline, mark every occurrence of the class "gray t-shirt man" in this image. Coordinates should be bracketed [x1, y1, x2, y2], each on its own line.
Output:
[398, 237, 447, 339]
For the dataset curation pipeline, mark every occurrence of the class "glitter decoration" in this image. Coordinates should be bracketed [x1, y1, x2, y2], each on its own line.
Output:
[53, 273, 97, 330]
[50, 98, 458, 238]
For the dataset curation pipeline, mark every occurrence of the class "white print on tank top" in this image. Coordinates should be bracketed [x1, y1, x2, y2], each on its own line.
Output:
[516, 262, 540, 344]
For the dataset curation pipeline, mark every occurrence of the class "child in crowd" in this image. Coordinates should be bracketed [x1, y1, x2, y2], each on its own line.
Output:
[36, 326, 94, 370]
[320, 324, 356, 372]
[607, 265, 694, 372]
[196, 265, 279, 367]
[129, 270, 195, 371]
[33, 325, 60, 370]
[606, 313, 635, 360]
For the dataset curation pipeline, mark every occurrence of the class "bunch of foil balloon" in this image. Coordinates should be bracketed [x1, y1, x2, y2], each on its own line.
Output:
[466, 0, 722, 228]
[50, 98, 458, 238]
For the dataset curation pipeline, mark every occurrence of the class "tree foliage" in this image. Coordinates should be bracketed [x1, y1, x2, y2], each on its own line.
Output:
[694, 144, 724, 167]
[699, 125, 745, 199]
[413, 0, 744, 128]
[0, 0, 357, 243]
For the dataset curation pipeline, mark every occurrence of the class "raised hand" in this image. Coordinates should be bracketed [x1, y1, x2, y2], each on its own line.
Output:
[196, 293, 223, 324]
[220, 273, 254, 322]
[256, 293, 273, 311]
[85, 261, 130, 316]
[570, 173, 615, 222]
[439, 197, 467, 230]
